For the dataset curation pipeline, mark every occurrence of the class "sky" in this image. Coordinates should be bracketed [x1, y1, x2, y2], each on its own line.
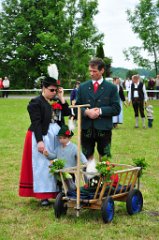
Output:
[94, 0, 141, 69]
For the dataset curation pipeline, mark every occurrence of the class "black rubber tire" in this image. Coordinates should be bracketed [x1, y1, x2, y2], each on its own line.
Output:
[54, 192, 68, 218]
[101, 197, 114, 223]
[126, 189, 143, 215]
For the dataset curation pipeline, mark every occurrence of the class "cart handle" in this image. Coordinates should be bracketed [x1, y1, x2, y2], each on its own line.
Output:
[69, 104, 90, 108]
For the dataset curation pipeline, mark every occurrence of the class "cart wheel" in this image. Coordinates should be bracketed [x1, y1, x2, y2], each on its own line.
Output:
[101, 197, 114, 223]
[126, 189, 143, 215]
[54, 192, 68, 218]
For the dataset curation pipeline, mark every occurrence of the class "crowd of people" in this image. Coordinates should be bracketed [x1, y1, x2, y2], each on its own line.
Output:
[111, 74, 156, 129]
[123, 74, 159, 100]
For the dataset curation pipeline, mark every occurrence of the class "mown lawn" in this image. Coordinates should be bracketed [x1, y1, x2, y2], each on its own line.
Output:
[0, 98, 159, 240]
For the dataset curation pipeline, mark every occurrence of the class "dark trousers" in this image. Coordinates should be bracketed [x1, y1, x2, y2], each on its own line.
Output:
[156, 86, 159, 99]
[81, 128, 112, 159]
[132, 98, 145, 118]
[148, 119, 153, 128]
[2, 88, 9, 98]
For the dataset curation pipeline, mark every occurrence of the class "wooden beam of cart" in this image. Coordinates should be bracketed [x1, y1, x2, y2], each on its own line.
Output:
[69, 104, 90, 217]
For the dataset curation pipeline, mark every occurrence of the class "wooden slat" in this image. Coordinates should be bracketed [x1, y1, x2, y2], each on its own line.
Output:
[60, 172, 68, 195]
[93, 177, 102, 199]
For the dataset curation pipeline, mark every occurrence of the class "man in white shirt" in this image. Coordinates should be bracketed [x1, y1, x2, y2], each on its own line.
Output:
[125, 78, 132, 96]
[128, 75, 148, 128]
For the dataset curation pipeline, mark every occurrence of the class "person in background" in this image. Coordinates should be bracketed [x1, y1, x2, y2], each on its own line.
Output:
[0, 78, 3, 97]
[70, 81, 80, 105]
[2, 76, 10, 98]
[128, 74, 148, 128]
[155, 74, 159, 100]
[112, 77, 127, 128]
[69, 81, 80, 130]
[125, 78, 132, 97]
[19, 65, 71, 206]
[76, 57, 121, 160]
[147, 78, 155, 100]
[145, 105, 154, 128]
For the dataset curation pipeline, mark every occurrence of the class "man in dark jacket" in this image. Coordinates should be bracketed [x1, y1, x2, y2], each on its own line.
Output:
[76, 58, 121, 159]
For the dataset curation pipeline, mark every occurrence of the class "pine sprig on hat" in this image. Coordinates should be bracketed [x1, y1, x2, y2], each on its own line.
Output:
[57, 125, 74, 137]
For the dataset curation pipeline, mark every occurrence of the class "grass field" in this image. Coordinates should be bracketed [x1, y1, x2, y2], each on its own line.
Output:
[0, 98, 159, 240]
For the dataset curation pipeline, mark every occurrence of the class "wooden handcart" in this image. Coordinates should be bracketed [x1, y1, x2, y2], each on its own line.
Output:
[54, 105, 143, 223]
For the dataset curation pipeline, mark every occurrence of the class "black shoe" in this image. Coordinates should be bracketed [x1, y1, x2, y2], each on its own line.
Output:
[41, 199, 50, 206]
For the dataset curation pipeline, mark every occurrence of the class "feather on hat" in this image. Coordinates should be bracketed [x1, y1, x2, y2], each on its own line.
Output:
[47, 64, 59, 80]
[43, 64, 60, 86]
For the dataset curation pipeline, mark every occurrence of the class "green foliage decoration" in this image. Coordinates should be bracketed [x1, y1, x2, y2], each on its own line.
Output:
[132, 157, 148, 177]
[49, 159, 65, 174]
[49, 158, 71, 180]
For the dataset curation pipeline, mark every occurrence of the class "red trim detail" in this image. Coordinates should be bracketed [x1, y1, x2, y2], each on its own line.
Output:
[19, 130, 58, 199]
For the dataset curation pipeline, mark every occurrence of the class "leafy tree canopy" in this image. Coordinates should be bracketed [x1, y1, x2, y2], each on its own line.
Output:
[123, 0, 159, 75]
[0, 0, 104, 88]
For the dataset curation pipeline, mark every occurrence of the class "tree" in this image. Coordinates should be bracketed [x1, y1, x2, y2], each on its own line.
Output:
[0, 0, 103, 88]
[96, 43, 112, 77]
[96, 42, 105, 59]
[58, 0, 104, 87]
[0, 0, 65, 88]
[123, 0, 159, 75]
[126, 70, 139, 80]
[104, 57, 112, 77]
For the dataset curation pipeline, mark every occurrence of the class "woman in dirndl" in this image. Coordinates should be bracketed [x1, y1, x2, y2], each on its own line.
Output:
[112, 77, 126, 128]
[19, 65, 71, 206]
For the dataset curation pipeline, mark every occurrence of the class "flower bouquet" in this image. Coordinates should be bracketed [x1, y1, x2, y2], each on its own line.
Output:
[96, 156, 115, 183]
[52, 102, 62, 110]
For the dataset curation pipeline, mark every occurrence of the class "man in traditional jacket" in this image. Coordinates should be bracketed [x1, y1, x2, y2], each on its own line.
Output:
[76, 58, 121, 160]
[128, 74, 148, 128]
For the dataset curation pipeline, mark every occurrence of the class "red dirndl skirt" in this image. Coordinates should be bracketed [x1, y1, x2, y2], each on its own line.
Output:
[19, 130, 58, 199]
